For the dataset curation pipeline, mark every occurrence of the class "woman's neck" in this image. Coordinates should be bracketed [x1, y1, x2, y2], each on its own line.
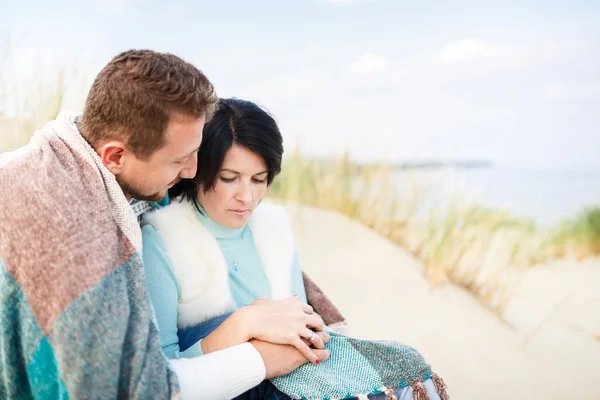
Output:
[194, 203, 246, 239]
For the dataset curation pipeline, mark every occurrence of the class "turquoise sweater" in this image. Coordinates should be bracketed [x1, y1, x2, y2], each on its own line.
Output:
[142, 206, 307, 359]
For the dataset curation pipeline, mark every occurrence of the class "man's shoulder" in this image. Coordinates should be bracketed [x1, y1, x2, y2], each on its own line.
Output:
[0, 140, 113, 249]
[0, 143, 37, 169]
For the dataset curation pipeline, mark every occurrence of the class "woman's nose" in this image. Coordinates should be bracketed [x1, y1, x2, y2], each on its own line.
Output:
[236, 182, 252, 203]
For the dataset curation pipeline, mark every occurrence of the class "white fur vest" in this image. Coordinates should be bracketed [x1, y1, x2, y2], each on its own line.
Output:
[144, 201, 296, 328]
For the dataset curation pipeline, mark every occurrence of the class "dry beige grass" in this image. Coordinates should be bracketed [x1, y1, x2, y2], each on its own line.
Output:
[268, 151, 597, 313]
[1, 52, 596, 312]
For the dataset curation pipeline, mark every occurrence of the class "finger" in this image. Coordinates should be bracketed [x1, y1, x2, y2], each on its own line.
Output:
[291, 337, 319, 364]
[316, 331, 330, 345]
[301, 332, 328, 348]
[312, 348, 331, 363]
[302, 328, 324, 349]
[305, 314, 325, 332]
[309, 331, 325, 349]
[301, 303, 314, 315]
[313, 311, 324, 325]
[303, 328, 325, 349]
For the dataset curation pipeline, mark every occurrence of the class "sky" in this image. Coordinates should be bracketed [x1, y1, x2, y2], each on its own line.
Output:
[1, 0, 599, 172]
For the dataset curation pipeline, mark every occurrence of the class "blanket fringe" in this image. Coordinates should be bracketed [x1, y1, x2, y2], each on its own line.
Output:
[411, 380, 430, 400]
[431, 373, 450, 400]
[384, 387, 398, 400]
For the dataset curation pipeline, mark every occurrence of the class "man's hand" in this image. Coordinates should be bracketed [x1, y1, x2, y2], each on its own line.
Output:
[250, 332, 331, 379]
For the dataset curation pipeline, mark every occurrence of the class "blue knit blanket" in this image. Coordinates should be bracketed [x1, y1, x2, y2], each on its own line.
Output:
[178, 314, 449, 400]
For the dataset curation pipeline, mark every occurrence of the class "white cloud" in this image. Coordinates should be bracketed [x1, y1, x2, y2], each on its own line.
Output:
[439, 38, 508, 64]
[352, 53, 387, 73]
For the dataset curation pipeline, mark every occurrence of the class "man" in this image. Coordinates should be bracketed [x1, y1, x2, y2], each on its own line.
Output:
[0, 49, 329, 399]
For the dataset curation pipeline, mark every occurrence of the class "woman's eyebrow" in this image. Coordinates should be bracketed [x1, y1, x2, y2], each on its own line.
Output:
[220, 169, 269, 175]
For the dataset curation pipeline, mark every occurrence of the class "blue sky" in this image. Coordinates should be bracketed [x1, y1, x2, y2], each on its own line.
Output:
[1, 0, 599, 171]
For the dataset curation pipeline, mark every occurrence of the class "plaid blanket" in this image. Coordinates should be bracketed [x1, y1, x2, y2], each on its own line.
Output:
[0, 113, 178, 399]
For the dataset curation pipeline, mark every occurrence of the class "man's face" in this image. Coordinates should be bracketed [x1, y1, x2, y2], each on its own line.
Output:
[117, 112, 205, 201]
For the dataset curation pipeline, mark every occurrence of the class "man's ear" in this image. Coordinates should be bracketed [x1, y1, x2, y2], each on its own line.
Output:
[98, 141, 130, 175]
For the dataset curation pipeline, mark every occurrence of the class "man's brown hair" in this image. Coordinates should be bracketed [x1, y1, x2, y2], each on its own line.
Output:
[78, 49, 218, 159]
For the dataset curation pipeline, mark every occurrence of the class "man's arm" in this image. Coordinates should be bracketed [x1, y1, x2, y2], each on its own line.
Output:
[251, 337, 331, 379]
[169, 342, 266, 400]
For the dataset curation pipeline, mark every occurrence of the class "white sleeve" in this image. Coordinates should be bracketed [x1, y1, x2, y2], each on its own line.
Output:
[169, 342, 266, 400]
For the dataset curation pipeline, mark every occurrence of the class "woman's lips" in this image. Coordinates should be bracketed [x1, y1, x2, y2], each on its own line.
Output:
[231, 209, 249, 216]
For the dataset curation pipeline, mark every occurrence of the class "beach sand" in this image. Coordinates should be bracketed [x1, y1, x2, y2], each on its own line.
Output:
[285, 204, 600, 400]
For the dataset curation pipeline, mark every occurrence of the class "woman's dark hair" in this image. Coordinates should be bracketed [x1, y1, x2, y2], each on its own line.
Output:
[169, 98, 284, 208]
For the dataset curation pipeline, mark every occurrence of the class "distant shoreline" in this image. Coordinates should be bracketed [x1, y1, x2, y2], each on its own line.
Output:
[299, 156, 494, 171]
[360, 160, 493, 171]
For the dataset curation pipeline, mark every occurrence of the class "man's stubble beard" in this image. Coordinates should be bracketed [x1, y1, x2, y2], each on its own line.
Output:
[116, 176, 166, 202]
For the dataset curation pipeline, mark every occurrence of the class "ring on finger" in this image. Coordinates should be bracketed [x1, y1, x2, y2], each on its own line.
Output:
[307, 330, 315, 342]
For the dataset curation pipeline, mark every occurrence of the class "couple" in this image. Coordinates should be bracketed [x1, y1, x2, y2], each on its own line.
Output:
[0, 50, 448, 399]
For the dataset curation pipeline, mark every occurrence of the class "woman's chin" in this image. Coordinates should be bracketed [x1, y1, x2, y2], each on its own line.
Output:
[223, 213, 251, 229]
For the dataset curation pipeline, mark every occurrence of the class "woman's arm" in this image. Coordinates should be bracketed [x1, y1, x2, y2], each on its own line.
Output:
[291, 248, 308, 303]
[143, 224, 255, 358]
[143, 224, 268, 398]
[200, 297, 327, 363]
[142, 224, 197, 358]
[199, 246, 325, 360]
[143, 224, 325, 363]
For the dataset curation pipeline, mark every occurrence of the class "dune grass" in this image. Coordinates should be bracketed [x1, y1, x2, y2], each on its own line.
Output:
[0, 40, 82, 152]
[1, 52, 597, 313]
[269, 151, 598, 312]
[548, 207, 600, 259]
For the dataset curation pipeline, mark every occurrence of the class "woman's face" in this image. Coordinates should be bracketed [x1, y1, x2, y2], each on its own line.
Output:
[198, 145, 269, 229]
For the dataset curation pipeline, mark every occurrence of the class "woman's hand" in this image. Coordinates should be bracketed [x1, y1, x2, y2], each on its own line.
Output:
[238, 296, 327, 364]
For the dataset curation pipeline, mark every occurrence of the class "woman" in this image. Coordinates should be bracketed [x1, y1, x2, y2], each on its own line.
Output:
[142, 98, 449, 400]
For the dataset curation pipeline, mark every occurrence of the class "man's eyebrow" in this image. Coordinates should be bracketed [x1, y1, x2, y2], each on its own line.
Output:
[176, 147, 199, 160]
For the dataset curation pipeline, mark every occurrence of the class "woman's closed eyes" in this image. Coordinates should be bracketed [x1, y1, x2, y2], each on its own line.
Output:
[219, 175, 267, 184]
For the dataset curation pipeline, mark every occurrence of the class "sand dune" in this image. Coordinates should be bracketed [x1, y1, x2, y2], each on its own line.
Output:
[285, 204, 600, 400]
